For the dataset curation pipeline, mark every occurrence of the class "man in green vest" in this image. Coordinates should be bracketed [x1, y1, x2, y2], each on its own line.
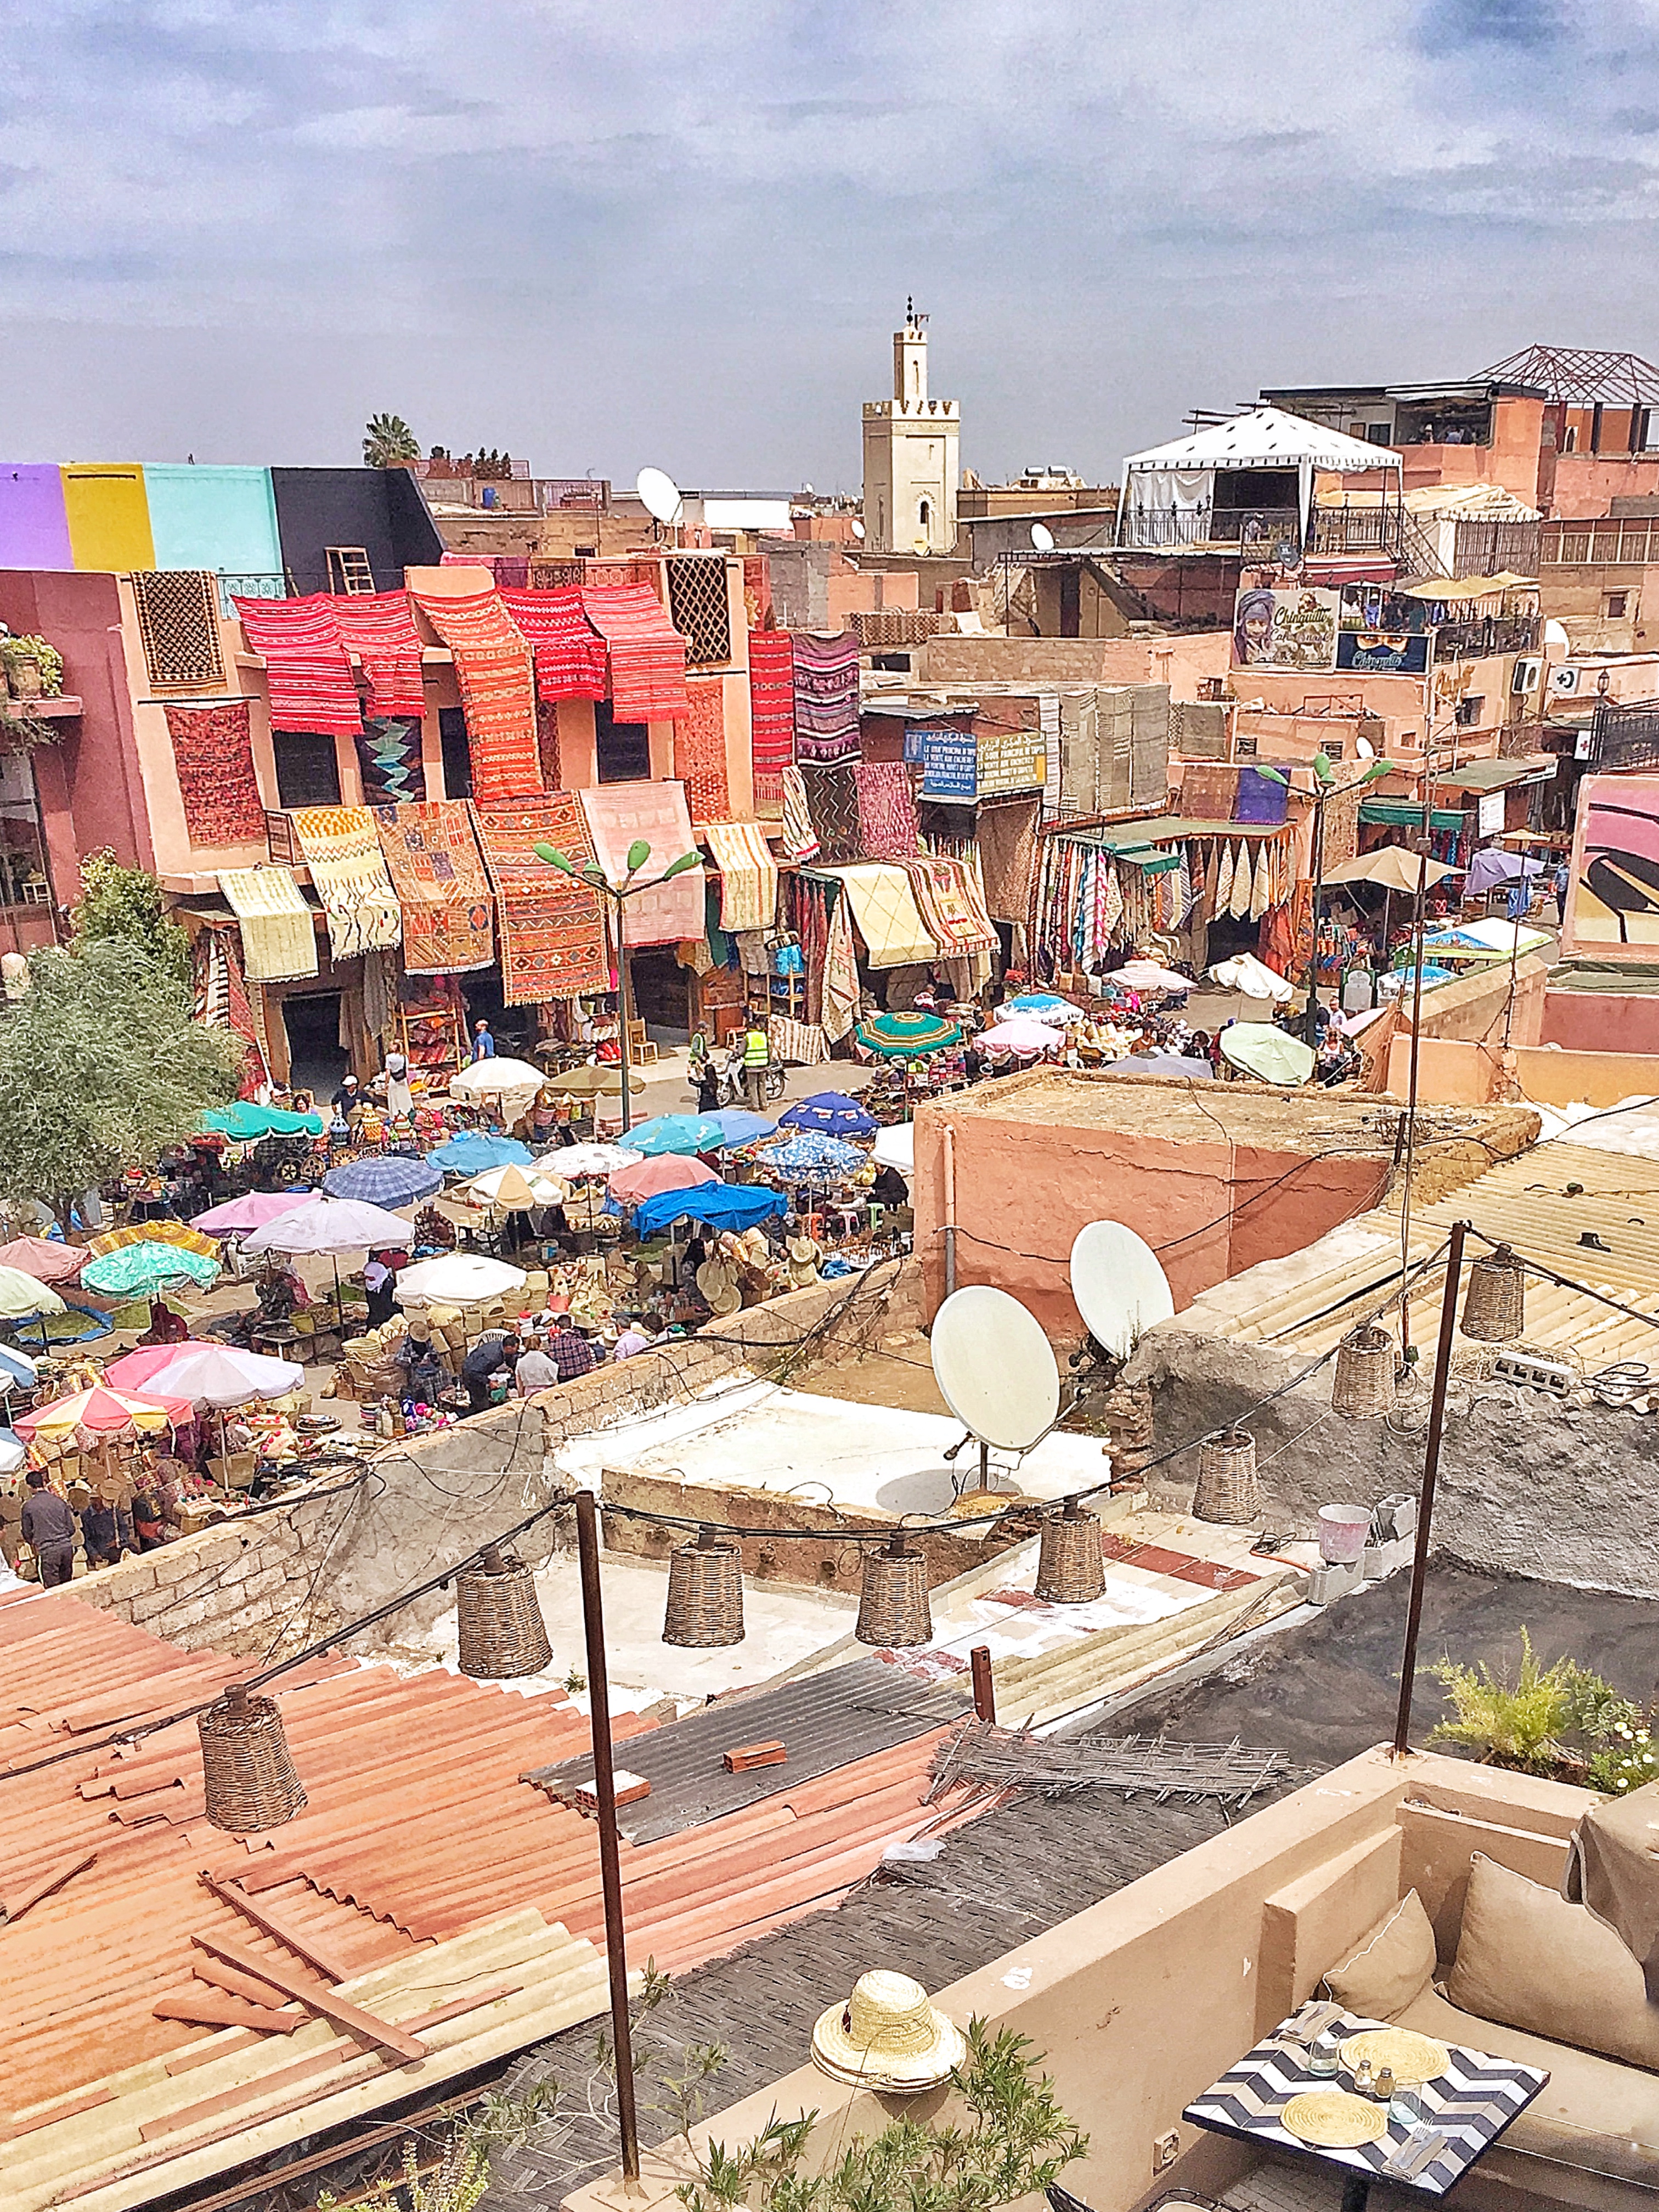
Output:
[742, 1021, 770, 1111]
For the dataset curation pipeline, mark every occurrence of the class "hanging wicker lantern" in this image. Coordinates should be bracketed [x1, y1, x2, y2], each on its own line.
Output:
[1462, 1242, 1525, 1343]
[1034, 1499, 1106, 1604]
[199, 1681, 307, 1835]
[1330, 1324, 1396, 1418]
[663, 1525, 745, 1647]
[457, 1545, 552, 1678]
[1193, 1430, 1261, 1526]
[855, 1533, 933, 1648]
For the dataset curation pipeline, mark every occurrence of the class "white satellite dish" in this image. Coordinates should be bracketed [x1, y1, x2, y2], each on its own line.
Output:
[1542, 617, 1571, 651]
[1069, 1221, 1175, 1361]
[851, 518, 866, 540]
[635, 466, 684, 525]
[1355, 734, 1375, 760]
[1030, 522, 1056, 551]
[930, 1286, 1059, 1451]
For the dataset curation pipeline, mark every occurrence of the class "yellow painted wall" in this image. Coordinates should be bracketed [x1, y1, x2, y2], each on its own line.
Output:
[61, 465, 155, 573]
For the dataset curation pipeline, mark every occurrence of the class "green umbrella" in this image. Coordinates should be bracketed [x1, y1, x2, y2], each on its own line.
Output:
[80, 1242, 221, 1297]
[1218, 1023, 1316, 1087]
[202, 1103, 324, 1139]
[855, 1011, 962, 1060]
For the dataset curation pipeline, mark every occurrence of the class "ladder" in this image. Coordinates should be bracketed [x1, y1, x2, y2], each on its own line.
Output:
[326, 546, 376, 594]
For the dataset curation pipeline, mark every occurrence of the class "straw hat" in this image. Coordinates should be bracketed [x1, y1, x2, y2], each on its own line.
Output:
[787, 1232, 820, 1265]
[696, 1255, 742, 1317]
[810, 1972, 966, 2092]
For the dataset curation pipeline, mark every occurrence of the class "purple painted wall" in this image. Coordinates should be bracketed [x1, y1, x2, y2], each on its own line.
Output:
[0, 467, 72, 569]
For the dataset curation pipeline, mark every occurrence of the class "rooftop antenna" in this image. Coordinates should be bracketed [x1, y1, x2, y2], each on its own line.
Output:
[635, 465, 684, 546]
[1068, 1221, 1175, 1368]
[1030, 521, 1056, 552]
[930, 1285, 1059, 1496]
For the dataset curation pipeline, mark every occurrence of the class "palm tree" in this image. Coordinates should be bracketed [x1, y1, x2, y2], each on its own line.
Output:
[363, 413, 420, 469]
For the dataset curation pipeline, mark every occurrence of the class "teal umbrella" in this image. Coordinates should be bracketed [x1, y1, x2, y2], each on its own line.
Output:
[81, 1242, 221, 1297]
[202, 1103, 324, 1139]
[855, 1011, 961, 1060]
[627, 1114, 725, 1156]
[1218, 1024, 1316, 1087]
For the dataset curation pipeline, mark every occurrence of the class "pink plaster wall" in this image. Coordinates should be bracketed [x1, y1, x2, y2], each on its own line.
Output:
[1384, 1034, 1659, 1107]
[1542, 990, 1659, 1056]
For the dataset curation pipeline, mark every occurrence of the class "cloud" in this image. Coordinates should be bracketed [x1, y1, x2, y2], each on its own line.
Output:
[3, 0, 1659, 482]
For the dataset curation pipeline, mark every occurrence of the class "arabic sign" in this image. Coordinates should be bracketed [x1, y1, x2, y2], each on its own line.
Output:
[975, 727, 1047, 797]
[921, 729, 978, 800]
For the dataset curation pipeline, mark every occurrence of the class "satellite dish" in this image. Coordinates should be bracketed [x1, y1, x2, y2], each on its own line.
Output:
[802, 482, 815, 495]
[1030, 522, 1056, 551]
[930, 1286, 1059, 1451]
[636, 466, 684, 524]
[1069, 1221, 1175, 1362]
[1355, 735, 1375, 760]
[851, 518, 866, 540]
[1543, 618, 1571, 650]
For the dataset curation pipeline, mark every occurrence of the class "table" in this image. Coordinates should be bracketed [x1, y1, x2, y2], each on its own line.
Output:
[1183, 2002, 1548, 2209]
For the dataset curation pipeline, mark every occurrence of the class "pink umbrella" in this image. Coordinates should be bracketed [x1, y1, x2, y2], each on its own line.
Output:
[608, 1154, 720, 1205]
[0, 1236, 84, 1286]
[191, 1190, 313, 1235]
[14, 1383, 193, 1445]
[104, 1340, 221, 1391]
[978, 1016, 1066, 1056]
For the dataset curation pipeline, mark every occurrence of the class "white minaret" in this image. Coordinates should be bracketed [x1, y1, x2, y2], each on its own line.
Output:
[861, 300, 960, 555]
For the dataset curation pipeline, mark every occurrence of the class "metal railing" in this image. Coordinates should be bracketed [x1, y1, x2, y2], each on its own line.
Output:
[1306, 507, 1404, 555]
[1451, 517, 1540, 577]
[1117, 506, 1301, 550]
[1433, 612, 1542, 659]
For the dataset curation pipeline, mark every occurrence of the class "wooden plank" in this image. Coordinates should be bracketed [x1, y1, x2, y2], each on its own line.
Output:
[196, 1870, 359, 1982]
[155, 1993, 304, 2036]
[3, 1848, 97, 1924]
[191, 1956, 294, 2011]
[163, 2029, 266, 2077]
[189, 1932, 429, 2064]
[723, 1739, 787, 1773]
[0, 2085, 116, 2145]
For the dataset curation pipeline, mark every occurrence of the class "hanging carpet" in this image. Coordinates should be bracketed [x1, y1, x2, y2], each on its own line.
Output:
[288, 805, 403, 961]
[820, 888, 860, 1042]
[747, 629, 795, 800]
[164, 701, 266, 849]
[902, 856, 998, 955]
[474, 792, 608, 1004]
[330, 591, 427, 721]
[373, 800, 495, 974]
[854, 759, 921, 860]
[499, 587, 607, 702]
[217, 866, 318, 983]
[193, 923, 268, 1094]
[579, 583, 691, 721]
[703, 821, 778, 934]
[232, 595, 362, 739]
[410, 588, 542, 804]
[356, 716, 424, 808]
[823, 862, 936, 969]
[780, 764, 820, 860]
[791, 631, 860, 763]
[801, 763, 860, 862]
[976, 798, 1041, 926]
[673, 679, 732, 823]
[578, 782, 704, 946]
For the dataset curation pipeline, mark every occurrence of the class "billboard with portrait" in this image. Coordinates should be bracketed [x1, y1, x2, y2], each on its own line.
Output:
[1334, 629, 1432, 676]
[1232, 586, 1339, 670]
[1562, 772, 1659, 960]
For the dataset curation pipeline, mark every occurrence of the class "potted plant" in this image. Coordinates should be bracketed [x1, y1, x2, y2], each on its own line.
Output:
[1, 635, 64, 699]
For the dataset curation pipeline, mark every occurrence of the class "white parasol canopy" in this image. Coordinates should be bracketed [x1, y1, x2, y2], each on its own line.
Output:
[450, 1057, 546, 1124]
[0, 1266, 65, 1319]
[241, 1195, 416, 1256]
[395, 1254, 528, 1308]
[535, 1143, 642, 1179]
[1119, 405, 1403, 550]
[872, 1122, 915, 1176]
[142, 1343, 304, 1409]
[1116, 960, 1193, 996]
[466, 1164, 569, 1210]
[1209, 952, 1295, 1002]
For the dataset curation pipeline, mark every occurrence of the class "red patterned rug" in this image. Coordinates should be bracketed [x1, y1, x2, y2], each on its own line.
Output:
[411, 588, 542, 804]
[854, 759, 921, 859]
[332, 592, 426, 720]
[164, 701, 266, 847]
[499, 588, 607, 702]
[747, 629, 794, 800]
[474, 793, 608, 1004]
[373, 801, 496, 974]
[673, 679, 731, 822]
[580, 583, 690, 721]
[232, 595, 362, 738]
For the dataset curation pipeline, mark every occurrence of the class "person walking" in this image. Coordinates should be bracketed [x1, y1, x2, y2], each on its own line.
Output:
[21, 1472, 77, 1587]
[382, 1048, 414, 1119]
[362, 1250, 398, 1329]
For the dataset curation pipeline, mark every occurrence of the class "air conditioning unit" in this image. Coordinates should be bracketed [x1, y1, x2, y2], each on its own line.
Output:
[1512, 656, 1542, 695]
[1550, 663, 1581, 696]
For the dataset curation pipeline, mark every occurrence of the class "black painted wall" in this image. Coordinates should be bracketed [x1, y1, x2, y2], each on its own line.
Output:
[270, 468, 443, 595]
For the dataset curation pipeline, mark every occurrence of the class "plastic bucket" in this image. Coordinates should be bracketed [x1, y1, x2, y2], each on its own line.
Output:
[1317, 1504, 1371, 1565]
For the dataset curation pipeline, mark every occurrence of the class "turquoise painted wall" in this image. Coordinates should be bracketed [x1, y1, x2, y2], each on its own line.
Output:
[142, 464, 282, 578]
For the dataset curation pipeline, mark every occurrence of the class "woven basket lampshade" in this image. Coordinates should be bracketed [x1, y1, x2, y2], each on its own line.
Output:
[1331, 1324, 1396, 1418]
[457, 1545, 552, 1679]
[1034, 1499, 1106, 1604]
[855, 1533, 933, 1648]
[1462, 1242, 1525, 1342]
[1193, 1429, 1261, 1526]
[199, 1681, 307, 1835]
[663, 1524, 745, 1647]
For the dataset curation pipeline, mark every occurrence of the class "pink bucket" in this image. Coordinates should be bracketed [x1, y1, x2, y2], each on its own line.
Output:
[1317, 1504, 1371, 1565]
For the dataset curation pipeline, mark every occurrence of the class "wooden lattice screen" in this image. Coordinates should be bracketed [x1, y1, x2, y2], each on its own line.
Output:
[130, 570, 226, 688]
[665, 555, 732, 665]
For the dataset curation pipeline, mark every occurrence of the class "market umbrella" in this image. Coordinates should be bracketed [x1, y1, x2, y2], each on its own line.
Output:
[0, 1235, 83, 1286]
[86, 1222, 219, 1261]
[190, 1190, 314, 1235]
[0, 1428, 25, 1475]
[871, 1122, 915, 1175]
[241, 1193, 418, 1325]
[394, 1254, 528, 1308]
[448, 1056, 546, 1123]
[466, 1164, 570, 1210]
[1208, 953, 1294, 1003]
[707, 1108, 777, 1148]
[634, 1182, 789, 1239]
[201, 1103, 324, 1139]
[855, 1011, 962, 1059]
[80, 1243, 219, 1298]
[1100, 1052, 1214, 1080]
[1322, 847, 1460, 895]
[323, 1155, 443, 1207]
[608, 1154, 719, 1205]
[760, 1130, 868, 1181]
[626, 1114, 726, 1156]
[1115, 960, 1194, 996]
[1005, 993, 1085, 1025]
[142, 1343, 304, 1408]
[427, 1133, 534, 1175]
[539, 1063, 646, 1098]
[0, 1265, 66, 1319]
[1219, 1023, 1316, 1086]
[778, 1091, 879, 1138]
[979, 1016, 1065, 1055]
[105, 1340, 222, 1390]
[535, 1143, 642, 1178]
[0, 1343, 37, 1392]
[15, 1384, 191, 1446]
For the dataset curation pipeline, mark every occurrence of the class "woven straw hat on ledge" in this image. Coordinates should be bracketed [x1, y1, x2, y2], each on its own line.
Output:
[811, 1970, 967, 2091]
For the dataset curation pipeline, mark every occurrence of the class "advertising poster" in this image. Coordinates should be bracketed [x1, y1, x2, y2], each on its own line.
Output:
[1232, 586, 1340, 670]
[1562, 772, 1659, 959]
[1335, 629, 1432, 676]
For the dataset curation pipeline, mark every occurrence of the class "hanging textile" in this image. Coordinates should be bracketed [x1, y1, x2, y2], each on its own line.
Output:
[742, 557, 774, 630]
[780, 764, 820, 861]
[499, 587, 607, 702]
[854, 760, 921, 861]
[1322, 786, 1362, 870]
[474, 792, 608, 1003]
[193, 923, 268, 1096]
[791, 631, 859, 763]
[373, 800, 496, 974]
[821, 885, 860, 1042]
[361, 945, 394, 1047]
[976, 798, 1040, 927]
[901, 856, 997, 955]
[217, 866, 318, 983]
[1230, 843, 1255, 920]
[1235, 766, 1289, 826]
[825, 863, 936, 969]
[580, 583, 691, 720]
[1099, 857, 1124, 944]
[768, 1014, 827, 1066]
[802, 764, 860, 863]
[356, 716, 424, 808]
[673, 679, 732, 822]
[747, 629, 795, 800]
[578, 782, 704, 946]
[410, 588, 542, 804]
[331, 592, 426, 721]
[1215, 842, 1236, 915]
[289, 806, 402, 961]
[164, 701, 266, 849]
[233, 595, 361, 739]
[1249, 840, 1272, 920]
[703, 821, 779, 934]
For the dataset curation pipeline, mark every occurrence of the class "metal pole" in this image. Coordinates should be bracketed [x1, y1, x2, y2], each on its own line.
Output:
[970, 1644, 996, 1723]
[1304, 790, 1326, 1048]
[1392, 1220, 1466, 1759]
[574, 1489, 639, 2178]
[613, 891, 634, 1138]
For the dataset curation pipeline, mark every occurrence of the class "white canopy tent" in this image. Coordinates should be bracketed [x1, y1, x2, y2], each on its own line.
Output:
[1116, 406, 1403, 549]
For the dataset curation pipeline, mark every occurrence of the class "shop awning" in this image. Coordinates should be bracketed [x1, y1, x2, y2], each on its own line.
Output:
[1062, 812, 1286, 855]
[1431, 758, 1552, 794]
[1358, 799, 1466, 831]
[1397, 572, 1538, 601]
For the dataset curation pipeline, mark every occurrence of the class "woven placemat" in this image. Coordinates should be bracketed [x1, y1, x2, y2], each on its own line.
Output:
[1340, 2028, 1451, 2085]
[1281, 2091, 1389, 2148]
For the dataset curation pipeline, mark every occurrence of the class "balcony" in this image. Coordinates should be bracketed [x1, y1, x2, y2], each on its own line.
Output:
[1121, 506, 1407, 557]
[1431, 610, 1542, 659]
[1539, 515, 1659, 567]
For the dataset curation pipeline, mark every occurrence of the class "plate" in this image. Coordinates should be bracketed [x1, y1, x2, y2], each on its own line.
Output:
[1339, 2028, 1450, 2086]
[1280, 2091, 1388, 2148]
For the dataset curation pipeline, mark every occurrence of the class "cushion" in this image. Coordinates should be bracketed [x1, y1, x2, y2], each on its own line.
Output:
[1399, 1984, 1659, 2187]
[1322, 1888, 1437, 2017]
[1447, 1853, 1659, 2074]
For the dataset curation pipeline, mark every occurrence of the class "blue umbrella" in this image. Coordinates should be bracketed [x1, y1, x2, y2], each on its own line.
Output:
[427, 1134, 533, 1175]
[760, 1130, 867, 1182]
[323, 1154, 442, 1207]
[634, 1182, 789, 1239]
[627, 1114, 726, 1156]
[707, 1107, 777, 1148]
[778, 1090, 878, 1138]
[1099, 1052, 1213, 1080]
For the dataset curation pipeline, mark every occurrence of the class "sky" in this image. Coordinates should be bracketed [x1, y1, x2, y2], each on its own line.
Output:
[5, 0, 1659, 490]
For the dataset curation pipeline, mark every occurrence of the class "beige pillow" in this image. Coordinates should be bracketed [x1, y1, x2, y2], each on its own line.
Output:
[1447, 1852, 1659, 2073]
[1323, 1889, 1438, 2018]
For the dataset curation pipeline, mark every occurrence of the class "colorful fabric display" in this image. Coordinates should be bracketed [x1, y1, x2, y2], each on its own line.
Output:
[673, 680, 732, 822]
[580, 583, 691, 721]
[232, 595, 361, 738]
[356, 716, 424, 807]
[410, 588, 542, 804]
[578, 782, 704, 946]
[802, 763, 860, 862]
[828, 862, 936, 969]
[791, 631, 860, 763]
[217, 865, 318, 982]
[330, 591, 427, 720]
[164, 701, 266, 848]
[768, 1016, 827, 1066]
[193, 922, 268, 1093]
[779, 764, 820, 860]
[821, 890, 860, 1042]
[499, 587, 608, 702]
[747, 629, 795, 798]
[902, 856, 997, 954]
[854, 760, 921, 860]
[704, 821, 779, 934]
[373, 800, 496, 974]
[474, 792, 609, 1004]
[975, 798, 1040, 926]
[288, 805, 402, 961]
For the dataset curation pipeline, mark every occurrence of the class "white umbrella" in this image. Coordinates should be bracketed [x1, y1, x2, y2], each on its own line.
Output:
[1208, 952, 1295, 1003]
[142, 1343, 304, 1409]
[450, 1056, 546, 1124]
[395, 1254, 528, 1309]
[241, 1194, 416, 1256]
[0, 1266, 65, 1321]
[1115, 960, 1193, 996]
[872, 1122, 914, 1176]
[466, 1164, 569, 1210]
[537, 1143, 642, 1179]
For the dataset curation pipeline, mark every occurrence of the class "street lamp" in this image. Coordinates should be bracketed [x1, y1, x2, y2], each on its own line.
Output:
[534, 839, 702, 1134]
[1255, 755, 1392, 1045]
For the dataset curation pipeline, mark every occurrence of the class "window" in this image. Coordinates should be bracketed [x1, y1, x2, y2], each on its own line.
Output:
[595, 701, 650, 782]
[1591, 404, 1605, 455]
[1606, 591, 1630, 619]
[272, 732, 342, 809]
[1365, 421, 1391, 445]
[1563, 426, 1578, 452]
[0, 753, 50, 905]
[918, 498, 932, 532]
[438, 708, 472, 800]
